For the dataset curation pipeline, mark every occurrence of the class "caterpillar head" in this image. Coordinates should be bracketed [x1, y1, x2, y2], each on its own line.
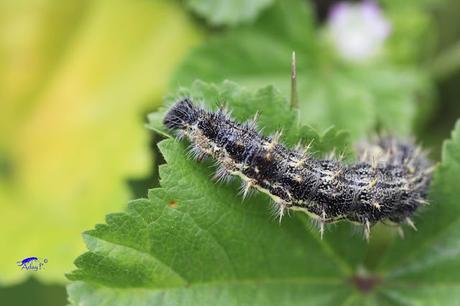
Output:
[163, 98, 200, 130]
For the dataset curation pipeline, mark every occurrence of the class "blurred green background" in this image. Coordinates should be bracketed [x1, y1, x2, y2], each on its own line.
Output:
[1, 0, 460, 305]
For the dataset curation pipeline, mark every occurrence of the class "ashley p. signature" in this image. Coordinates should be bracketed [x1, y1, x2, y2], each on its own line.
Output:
[16, 257, 47, 271]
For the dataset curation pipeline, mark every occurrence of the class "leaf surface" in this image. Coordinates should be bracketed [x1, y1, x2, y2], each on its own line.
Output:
[67, 83, 459, 305]
[67, 81, 366, 305]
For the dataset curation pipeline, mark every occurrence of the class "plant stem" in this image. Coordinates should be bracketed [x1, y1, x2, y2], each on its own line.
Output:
[290, 51, 299, 110]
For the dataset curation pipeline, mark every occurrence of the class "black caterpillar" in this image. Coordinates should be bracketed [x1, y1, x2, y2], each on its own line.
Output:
[163, 98, 434, 239]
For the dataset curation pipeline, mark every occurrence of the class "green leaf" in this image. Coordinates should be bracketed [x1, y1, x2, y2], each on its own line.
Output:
[0, 0, 201, 284]
[67, 81, 369, 305]
[383, 1, 436, 65]
[67, 82, 459, 305]
[172, 0, 434, 139]
[370, 120, 460, 305]
[185, 0, 274, 26]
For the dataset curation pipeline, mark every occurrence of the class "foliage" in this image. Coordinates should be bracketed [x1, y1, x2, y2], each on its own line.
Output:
[185, 0, 274, 26]
[67, 82, 460, 305]
[173, 0, 434, 139]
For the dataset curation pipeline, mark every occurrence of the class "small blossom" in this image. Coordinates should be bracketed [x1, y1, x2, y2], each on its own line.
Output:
[327, 1, 391, 62]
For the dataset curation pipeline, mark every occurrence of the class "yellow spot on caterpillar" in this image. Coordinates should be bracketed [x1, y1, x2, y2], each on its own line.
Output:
[332, 169, 342, 179]
[368, 179, 378, 188]
[264, 143, 275, 151]
[293, 174, 303, 182]
[289, 157, 307, 167]
[263, 131, 282, 152]
[372, 202, 381, 210]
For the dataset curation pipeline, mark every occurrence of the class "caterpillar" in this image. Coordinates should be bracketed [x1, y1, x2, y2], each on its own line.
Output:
[163, 98, 434, 239]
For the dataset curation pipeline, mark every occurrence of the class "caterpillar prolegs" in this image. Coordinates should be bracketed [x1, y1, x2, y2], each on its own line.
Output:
[163, 98, 434, 239]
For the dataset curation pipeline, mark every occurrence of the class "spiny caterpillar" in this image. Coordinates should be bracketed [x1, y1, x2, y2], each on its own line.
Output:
[163, 98, 434, 239]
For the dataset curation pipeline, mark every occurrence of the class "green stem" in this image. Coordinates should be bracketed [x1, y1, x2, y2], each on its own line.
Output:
[290, 51, 299, 110]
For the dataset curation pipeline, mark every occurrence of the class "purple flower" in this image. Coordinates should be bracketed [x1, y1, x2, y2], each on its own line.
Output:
[327, 1, 391, 62]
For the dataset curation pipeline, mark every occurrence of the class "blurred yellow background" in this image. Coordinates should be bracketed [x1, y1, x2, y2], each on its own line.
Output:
[0, 0, 201, 284]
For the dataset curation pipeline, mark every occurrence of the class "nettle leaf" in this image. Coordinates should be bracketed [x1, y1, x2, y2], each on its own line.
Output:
[67, 82, 458, 305]
[172, 0, 433, 139]
[370, 120, 460, 305]
[0, 0, 201, 284]
[185, 0, 274, 26]
[67, 82, 370, 305]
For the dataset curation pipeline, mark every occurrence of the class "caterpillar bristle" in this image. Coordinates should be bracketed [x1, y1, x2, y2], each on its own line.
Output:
[364, 219, 371, 242]
[406, 217, 417, 231]
[397, 226, 405, 239]
[240, 178, 256, 199]
[243, 111, 259, 131]
[163, 98, 434, 239]
[213, 164, 233, 184]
